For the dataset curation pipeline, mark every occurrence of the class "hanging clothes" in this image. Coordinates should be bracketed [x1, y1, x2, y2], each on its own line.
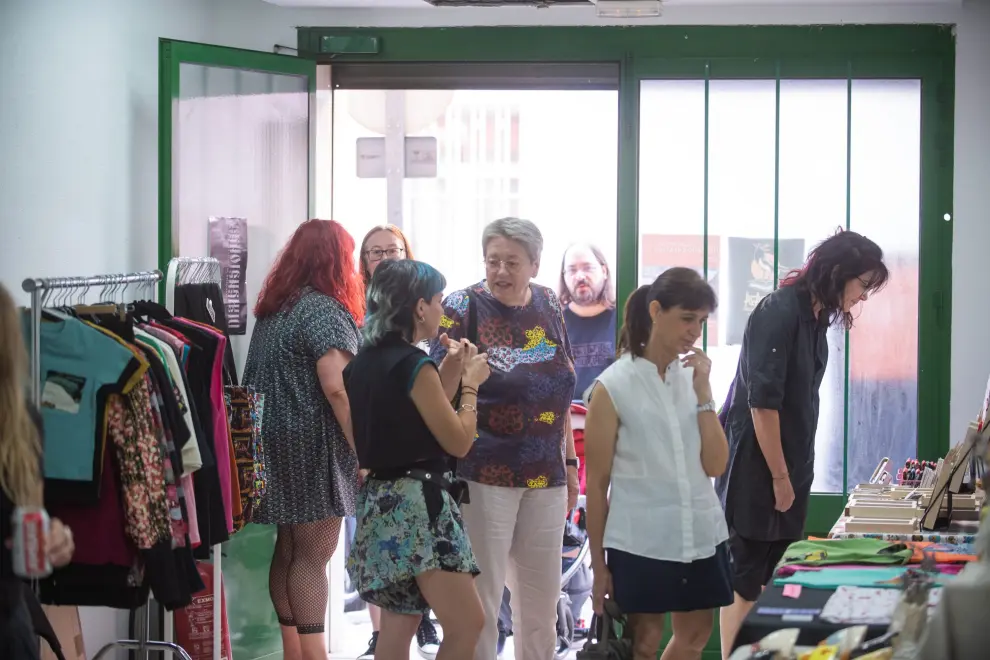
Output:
[173, 281, 239, 385]
[25, 297, 265, 612]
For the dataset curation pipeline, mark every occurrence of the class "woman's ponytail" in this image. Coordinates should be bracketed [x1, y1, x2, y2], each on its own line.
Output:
[617, 285, 652, 358]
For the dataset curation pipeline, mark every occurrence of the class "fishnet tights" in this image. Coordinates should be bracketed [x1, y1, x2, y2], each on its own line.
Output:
[269, 517, 343, 634]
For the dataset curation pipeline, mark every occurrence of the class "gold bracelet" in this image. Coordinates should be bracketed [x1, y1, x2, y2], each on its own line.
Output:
[458, 403, 478, 413]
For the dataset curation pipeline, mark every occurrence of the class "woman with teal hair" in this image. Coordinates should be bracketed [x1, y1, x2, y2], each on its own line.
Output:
[344, 259, 492, 659]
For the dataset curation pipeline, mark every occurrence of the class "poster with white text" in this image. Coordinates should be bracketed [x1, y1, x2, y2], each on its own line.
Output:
[208, 216, 248, 335]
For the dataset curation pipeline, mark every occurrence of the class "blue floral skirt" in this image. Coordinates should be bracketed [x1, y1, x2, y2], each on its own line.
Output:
[346, 473, 479, 614]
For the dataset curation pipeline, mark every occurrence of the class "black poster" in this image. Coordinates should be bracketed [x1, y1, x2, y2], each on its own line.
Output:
[208, 216, 248, 335]
[726, 237, 805, 345]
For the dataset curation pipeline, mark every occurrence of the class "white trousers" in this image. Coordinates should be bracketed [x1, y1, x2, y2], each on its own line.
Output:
[460, 481, 567, 660]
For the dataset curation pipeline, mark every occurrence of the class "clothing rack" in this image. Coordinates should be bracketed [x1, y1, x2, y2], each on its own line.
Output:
[164, 256, 224, 660]
[21, 270, 163, 408]
[20, 269, 192, 660]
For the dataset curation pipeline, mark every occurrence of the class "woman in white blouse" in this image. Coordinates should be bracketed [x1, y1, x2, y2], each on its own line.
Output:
[584, 267, 731, 660]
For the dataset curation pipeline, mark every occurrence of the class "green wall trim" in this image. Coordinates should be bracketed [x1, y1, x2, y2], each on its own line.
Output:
[297, 25, 954, 62]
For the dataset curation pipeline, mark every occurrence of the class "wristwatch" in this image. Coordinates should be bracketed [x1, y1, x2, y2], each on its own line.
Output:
[697, 400, 718, 414]
[565, 458, 580, 469]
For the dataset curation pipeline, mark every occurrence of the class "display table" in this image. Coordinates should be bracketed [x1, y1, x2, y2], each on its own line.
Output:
[828, 516, 980, 544]
[734, 584, 888, 649]
[732, 521, 979, 653]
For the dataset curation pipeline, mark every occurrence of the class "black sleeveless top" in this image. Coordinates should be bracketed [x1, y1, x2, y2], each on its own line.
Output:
[343, 333, 452, 471]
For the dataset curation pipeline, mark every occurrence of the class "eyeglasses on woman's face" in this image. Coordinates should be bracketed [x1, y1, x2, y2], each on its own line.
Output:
[366, 246, 405, 262]
[483, 257, 525, 274]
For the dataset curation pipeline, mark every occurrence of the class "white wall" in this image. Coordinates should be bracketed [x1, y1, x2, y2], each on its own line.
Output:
[0, 0, 211, 302]
[950, 0, 990, 446]
[0, 2, 211, 655]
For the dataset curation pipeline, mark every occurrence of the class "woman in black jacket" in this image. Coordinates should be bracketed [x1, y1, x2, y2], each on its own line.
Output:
[0, 283, 75, 660]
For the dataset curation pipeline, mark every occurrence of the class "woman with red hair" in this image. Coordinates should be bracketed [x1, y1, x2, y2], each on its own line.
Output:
[243, 219, 365, 660]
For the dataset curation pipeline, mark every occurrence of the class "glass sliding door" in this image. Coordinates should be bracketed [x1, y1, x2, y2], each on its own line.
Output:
[159, 40, 315, 371]
[328, 62, 620, 656]
[635, 60, 927, 533]
[158, 40, 317, 660]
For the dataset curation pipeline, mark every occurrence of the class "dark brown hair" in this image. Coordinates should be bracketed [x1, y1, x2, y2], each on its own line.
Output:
[617, 267, 717, 358]
[780, 228, 888, 329]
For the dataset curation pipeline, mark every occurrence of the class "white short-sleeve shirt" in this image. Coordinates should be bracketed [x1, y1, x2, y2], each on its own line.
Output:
[595, 353, 729, 562]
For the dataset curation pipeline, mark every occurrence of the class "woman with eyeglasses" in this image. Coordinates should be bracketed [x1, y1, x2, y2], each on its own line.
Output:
[359, 225, 413, 286]
[355, 224, 443, 660]
[429, 217, 579, 660]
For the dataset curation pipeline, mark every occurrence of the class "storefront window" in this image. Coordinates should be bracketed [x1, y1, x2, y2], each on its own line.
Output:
[638, 77, 921, 494]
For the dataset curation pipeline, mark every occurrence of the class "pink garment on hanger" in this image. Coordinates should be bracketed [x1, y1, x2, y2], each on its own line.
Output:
[182, 473, 201, 547]
[171, 318, 235, 533]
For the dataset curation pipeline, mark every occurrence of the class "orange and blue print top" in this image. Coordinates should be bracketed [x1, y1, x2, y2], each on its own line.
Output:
[429, 281, 576, 489]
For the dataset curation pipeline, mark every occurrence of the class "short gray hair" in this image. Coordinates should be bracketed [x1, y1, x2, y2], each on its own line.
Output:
[481, 217, 544, 263]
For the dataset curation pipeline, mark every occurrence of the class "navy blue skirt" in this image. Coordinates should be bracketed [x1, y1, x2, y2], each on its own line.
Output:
[606, 543, 734, 614]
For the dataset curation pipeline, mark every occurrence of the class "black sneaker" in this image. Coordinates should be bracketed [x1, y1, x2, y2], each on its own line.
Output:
[357, 631, 378, 659]
[416, 616, 441, 659]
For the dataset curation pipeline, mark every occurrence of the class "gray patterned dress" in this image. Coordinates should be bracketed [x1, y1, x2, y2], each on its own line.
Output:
[243, 288, 360, 524]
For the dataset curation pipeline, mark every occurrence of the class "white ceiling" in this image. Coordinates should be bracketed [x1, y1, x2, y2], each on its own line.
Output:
[261, 0, 961, 7]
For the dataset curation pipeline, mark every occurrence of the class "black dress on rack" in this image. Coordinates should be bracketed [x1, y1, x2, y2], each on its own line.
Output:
[173, 282, 239, 385]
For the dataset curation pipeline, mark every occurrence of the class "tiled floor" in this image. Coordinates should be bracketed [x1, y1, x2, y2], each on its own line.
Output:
[327, 604, 591, 660]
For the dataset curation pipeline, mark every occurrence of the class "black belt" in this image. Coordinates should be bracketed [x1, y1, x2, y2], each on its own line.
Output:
[368, 465, 471, 525]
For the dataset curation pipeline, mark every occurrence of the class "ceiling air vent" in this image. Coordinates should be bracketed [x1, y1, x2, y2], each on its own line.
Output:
[422, 1, 593, 6]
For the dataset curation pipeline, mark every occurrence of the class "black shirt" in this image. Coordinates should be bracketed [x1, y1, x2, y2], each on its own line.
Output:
[344, 333, 452, 471]
[562, 307, 616, 401]
[715, 284, 828, 542]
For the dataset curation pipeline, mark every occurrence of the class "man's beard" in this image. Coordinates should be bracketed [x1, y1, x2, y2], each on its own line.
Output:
[570, 282, 601, 306]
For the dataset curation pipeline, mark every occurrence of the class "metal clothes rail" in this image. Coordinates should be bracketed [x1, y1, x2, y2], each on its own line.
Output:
[20, 269, 192, 660]
[21, 270, 163, 407]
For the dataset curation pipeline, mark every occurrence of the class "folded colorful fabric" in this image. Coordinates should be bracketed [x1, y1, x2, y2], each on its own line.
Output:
[774, 565, 952, 590]
[778, 538, 912, 568]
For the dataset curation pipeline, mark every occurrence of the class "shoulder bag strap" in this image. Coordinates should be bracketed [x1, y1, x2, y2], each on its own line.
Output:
[449, 289, 479, 480]
[465, 289, 478, 344]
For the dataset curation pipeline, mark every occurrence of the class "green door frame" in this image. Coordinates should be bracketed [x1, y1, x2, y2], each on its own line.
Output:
[296, 27, 955, 532]
[157, 39, 317, 297]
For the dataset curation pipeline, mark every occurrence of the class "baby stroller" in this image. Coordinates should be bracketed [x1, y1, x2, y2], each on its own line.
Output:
[557, 495, 592, 658]
[555, 402, 594, 658]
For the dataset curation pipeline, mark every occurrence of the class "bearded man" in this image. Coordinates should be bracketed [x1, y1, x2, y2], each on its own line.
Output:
[558, 243, 617, 401]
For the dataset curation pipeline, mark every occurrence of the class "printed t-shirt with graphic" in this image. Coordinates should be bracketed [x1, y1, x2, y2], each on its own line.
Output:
[25, 316, 139, 483]
[429, 282, 576, 489]
[563, 306, 616, 401]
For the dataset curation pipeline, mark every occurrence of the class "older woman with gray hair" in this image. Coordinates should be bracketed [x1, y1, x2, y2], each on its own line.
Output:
[429, 217, 579, 660]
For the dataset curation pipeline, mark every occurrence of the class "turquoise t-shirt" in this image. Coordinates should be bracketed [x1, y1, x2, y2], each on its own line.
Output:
[27, 316, 136, 482]
[774, 566, 951, 590]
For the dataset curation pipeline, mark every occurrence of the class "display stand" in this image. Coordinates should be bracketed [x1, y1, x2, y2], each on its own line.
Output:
[21, 270, 193, 660]
[164, 256, 225, 660]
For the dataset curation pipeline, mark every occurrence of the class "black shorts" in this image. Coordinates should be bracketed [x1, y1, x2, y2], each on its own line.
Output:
[607, 544, 734, 614]
[727, 530, 796, 602]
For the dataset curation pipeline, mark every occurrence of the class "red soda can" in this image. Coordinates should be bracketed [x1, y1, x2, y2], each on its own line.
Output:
[11, 506, 52, 578]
